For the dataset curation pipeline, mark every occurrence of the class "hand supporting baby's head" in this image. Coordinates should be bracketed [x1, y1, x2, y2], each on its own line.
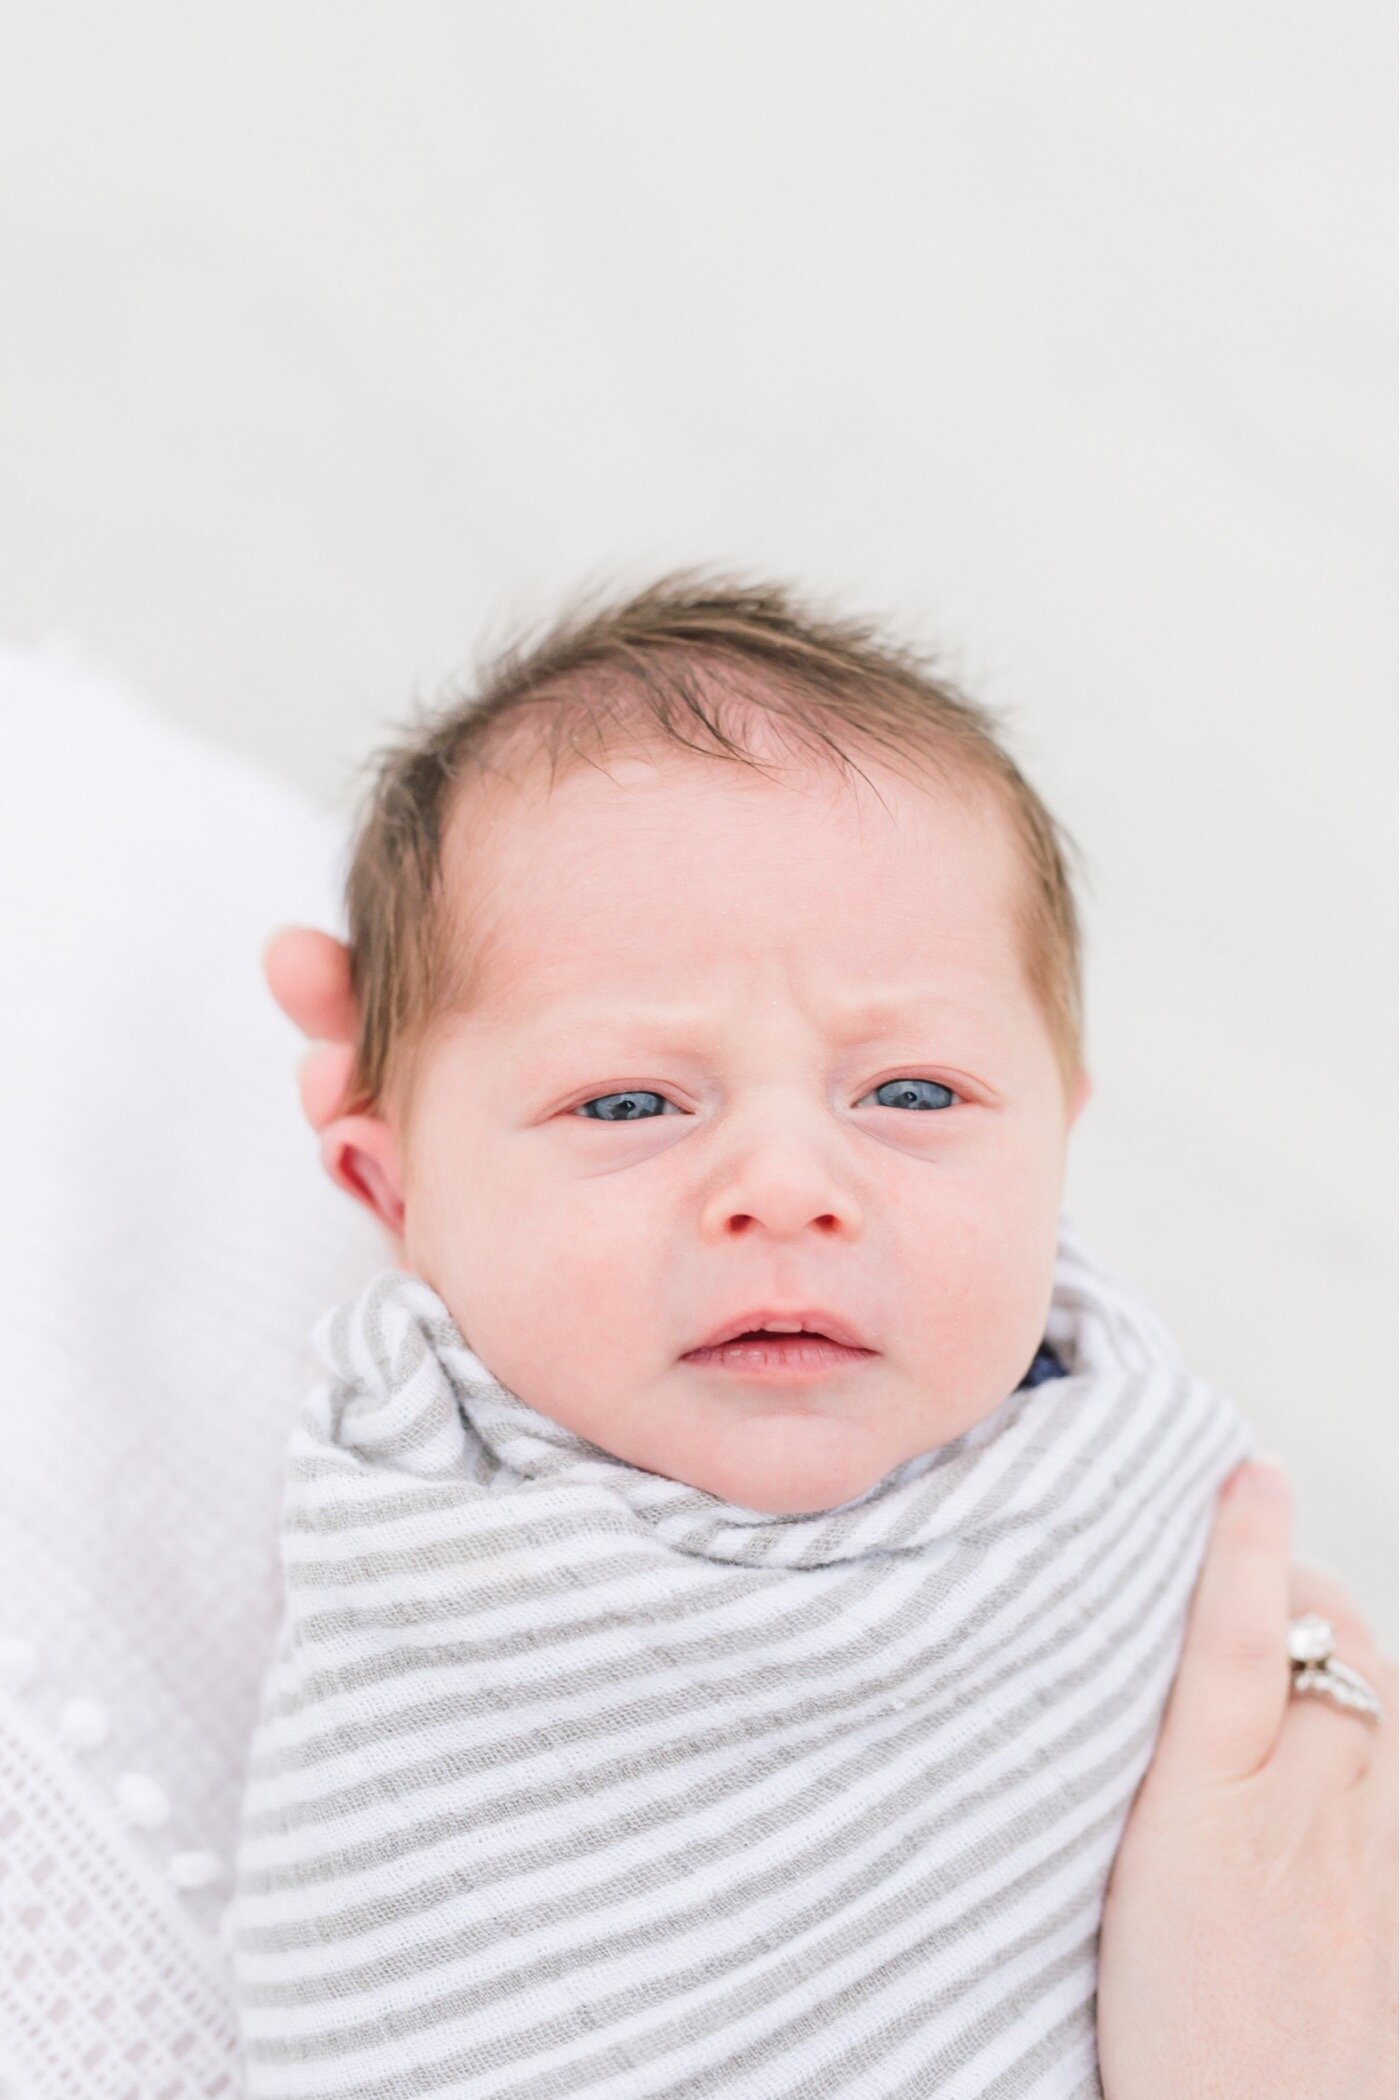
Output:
[321, 572, 1091, 1514]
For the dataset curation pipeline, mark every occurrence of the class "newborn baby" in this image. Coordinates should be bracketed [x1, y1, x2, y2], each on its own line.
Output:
[230, 576, 1253, 2098]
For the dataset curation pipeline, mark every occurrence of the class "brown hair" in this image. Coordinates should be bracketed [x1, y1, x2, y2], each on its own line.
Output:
[343, 571, 1084, 1120]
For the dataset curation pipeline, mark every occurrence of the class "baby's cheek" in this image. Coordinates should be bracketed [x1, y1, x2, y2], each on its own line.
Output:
[907, 1182, 1058, 1395]
[464, 1189, 643, 1397]
[517, 1201, 699, 1432]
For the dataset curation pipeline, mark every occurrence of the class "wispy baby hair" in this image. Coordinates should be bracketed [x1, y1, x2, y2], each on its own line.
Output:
[343, 570, 1084, 1118]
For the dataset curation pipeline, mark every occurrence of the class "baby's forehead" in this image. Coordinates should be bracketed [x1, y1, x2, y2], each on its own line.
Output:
[437, 739, 1030, 1014]
[442, 741, 997, 924]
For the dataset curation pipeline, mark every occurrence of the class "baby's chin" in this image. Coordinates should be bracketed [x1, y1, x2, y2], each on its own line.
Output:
[646, 1410, 925, 1518]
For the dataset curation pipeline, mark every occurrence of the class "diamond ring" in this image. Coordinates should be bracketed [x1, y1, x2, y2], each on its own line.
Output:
[1287, 1612, 1383, 1722]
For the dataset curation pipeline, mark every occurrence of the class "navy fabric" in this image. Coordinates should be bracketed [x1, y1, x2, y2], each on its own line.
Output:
[1019, 1343, 1064, 1389]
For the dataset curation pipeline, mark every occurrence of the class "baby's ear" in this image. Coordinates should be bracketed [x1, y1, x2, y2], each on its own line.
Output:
[319, 1112, 405, 1237]
[1067, 1068, 1093, 1126]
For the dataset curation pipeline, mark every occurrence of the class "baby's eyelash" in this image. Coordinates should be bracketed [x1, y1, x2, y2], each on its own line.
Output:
[571, 1076, 963, 1121]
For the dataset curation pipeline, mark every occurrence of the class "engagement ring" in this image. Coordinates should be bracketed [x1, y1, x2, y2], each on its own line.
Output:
[1287, 1612, 1382, 1722]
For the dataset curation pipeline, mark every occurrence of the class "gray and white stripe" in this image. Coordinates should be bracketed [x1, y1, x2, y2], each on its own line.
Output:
[231, 1222, 1253, 2099]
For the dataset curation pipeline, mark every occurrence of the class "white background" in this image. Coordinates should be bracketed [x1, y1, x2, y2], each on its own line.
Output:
[1, 3, 1394, 1635]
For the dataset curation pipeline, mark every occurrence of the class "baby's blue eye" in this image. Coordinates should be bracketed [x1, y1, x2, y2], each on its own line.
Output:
[866, 1078, 956, 1110]
[574, 1090, 677, 1122]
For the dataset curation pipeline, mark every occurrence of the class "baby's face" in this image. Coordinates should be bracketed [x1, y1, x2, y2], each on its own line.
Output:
[396, 740, 1083, 1515]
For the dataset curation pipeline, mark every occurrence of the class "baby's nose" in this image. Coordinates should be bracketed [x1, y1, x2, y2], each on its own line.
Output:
[696, 1121, 861, 1243]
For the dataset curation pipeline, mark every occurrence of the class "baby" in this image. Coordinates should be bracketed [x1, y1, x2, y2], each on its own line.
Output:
[230, 575, 1253, 2098]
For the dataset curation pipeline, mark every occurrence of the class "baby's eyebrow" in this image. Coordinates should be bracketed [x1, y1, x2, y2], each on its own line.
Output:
[833, 988, 951, 1031]
[515, 987, 954, 1047]
[502, 1007, 710, 1087]
[514, 999, 710, 1046]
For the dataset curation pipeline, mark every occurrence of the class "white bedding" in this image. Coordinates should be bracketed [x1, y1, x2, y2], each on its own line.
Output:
[0, 637, 385, 2098]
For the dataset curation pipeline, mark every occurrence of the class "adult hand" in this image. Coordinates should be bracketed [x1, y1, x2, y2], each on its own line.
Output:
[262, 926, 1399, 2097]
[1098, 1459, 1398, 2100]
[263, 923, 407, 1244]
[263, 925, 359, 1130]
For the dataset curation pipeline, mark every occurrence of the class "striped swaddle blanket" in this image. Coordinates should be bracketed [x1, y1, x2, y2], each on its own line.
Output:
[231, 1223, 1253, 2099]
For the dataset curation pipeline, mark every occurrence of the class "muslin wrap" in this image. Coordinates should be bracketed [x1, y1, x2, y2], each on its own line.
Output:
[231, 1223, 1254, 2100]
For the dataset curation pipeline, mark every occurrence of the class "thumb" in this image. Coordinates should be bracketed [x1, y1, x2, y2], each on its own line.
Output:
[263, 925, 358, 1043]
[298, 1040, 358, 1133]
[1153, 1459, 1294, 1785]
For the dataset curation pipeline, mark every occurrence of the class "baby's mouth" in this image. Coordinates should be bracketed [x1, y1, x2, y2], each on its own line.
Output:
[680, 1329, 876, 1377]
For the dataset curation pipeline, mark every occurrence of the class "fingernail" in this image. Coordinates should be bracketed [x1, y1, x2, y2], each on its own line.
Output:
[1241, 1454, 1289, 1495]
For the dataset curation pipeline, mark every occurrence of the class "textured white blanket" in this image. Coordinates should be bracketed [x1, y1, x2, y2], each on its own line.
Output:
[232, 1224, 1254, 2100]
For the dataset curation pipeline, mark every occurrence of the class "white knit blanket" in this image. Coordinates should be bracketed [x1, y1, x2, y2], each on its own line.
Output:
[231, 1224, 1254, 2100]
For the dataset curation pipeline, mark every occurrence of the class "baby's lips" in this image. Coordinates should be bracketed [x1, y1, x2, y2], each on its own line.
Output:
[684, 1307, 874, 1355]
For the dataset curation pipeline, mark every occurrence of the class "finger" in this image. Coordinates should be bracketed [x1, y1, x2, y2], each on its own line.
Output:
[297, 1041, 358, 1133]
[1153, 1459, 1294, 1784]
[1273, 1560, 1391, 1791]
[1360, 1646, 1400, 1831]
[262, 926, 358, 1044]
